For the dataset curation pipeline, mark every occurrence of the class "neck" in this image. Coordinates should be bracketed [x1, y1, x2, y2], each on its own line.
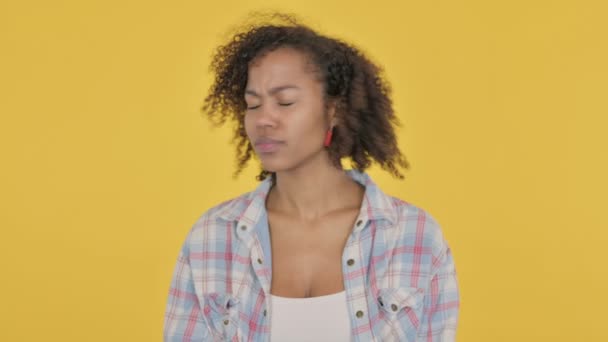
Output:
[267, 153, 363, 220]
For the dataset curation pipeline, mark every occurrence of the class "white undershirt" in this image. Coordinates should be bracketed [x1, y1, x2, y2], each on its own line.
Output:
[269, 291, 352, 342]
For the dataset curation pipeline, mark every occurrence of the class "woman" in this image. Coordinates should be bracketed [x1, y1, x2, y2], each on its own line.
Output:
[164, 13, 459, 342]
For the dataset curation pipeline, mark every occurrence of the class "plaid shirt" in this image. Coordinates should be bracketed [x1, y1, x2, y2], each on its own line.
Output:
[164, 170, 459, 341]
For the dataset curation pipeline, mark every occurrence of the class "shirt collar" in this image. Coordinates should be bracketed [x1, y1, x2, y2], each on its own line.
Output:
[215, 169, 397, 228]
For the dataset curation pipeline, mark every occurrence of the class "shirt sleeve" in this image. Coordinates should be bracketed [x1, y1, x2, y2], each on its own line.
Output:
[163, 236, 210, 341]
[418, 224, 460, 341]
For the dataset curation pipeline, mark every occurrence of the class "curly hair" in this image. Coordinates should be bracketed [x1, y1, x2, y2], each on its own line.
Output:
[201, 12, 410, 181]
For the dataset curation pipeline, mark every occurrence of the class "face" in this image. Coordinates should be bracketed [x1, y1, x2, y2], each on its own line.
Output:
[244, 47, 334, 173]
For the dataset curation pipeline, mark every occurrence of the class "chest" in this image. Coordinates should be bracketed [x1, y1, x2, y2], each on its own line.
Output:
[267, 209, 359, 297]
[195, 217, 430, 341]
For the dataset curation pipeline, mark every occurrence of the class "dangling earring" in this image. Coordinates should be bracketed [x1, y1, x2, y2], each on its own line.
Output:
[323, 126, 334, 147]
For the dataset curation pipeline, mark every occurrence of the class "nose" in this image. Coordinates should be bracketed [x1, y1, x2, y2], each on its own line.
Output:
[254, 104, 278, 129]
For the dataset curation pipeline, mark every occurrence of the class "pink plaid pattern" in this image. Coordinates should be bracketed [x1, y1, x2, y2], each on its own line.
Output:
[164, 170, 459, 341]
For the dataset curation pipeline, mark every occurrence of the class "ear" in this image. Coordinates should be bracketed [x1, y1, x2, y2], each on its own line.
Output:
[326, 98, 339, 127]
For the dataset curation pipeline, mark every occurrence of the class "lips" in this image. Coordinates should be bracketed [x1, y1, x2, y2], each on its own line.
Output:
[254, 137, 284, 153]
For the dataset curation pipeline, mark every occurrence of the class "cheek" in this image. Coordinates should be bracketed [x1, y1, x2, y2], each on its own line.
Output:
[243, 115, 255, 139]
[291, 107, 326, 138]
[293, 120, 323, 142]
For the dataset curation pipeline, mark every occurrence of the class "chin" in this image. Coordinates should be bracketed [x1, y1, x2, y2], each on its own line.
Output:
[259, 162, 285, 174]
[259, 157, 293, 174]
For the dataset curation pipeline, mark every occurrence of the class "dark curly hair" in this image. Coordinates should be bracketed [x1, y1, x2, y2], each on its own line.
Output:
[201, 12, 410, 181]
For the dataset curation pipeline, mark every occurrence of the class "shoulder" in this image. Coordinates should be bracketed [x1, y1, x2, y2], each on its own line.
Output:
[183, 190, 256, 247]
[386, 196, 450, 258]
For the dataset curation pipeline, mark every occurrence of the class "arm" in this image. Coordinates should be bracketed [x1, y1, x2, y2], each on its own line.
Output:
[163, 237, 210, 341]
[418, 233, 460, 341]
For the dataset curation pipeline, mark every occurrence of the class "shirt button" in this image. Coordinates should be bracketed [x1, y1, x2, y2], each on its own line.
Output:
[240, 225, 247, 231]
[356, 310, 364, 318]
[346, 259, 355, 266]
[257, 258, 263, 264]
[356, 219, 363, 227]
[263, 309, 267, 317]
[391, 304, 398, 312]
[223, 319, 229, 325]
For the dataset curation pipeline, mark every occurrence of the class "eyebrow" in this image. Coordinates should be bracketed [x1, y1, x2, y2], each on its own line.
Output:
[245, 85, 300, 97]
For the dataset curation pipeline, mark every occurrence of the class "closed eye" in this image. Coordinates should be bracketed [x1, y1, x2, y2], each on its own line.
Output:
[246, 103, 293, 110]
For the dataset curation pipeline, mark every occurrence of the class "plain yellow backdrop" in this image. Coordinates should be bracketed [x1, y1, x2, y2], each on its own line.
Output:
[1, 0, 606, 341]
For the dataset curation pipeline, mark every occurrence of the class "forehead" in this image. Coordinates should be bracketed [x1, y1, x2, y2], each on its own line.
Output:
[247, 47, 318, 85]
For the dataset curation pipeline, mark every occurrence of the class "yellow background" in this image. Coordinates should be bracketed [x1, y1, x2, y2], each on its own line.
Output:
[1, 0, 606, 341]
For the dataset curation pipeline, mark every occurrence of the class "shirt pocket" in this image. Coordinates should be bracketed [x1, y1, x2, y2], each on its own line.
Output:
[375, 287, 425, 341]
[201, 293, 241, 341]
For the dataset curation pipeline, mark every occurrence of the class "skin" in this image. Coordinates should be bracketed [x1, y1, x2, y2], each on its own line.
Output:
[244, 47, 366, 298]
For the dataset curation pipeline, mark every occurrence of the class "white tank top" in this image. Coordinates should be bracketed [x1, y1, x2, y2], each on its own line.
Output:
[269, 291, 352, 342]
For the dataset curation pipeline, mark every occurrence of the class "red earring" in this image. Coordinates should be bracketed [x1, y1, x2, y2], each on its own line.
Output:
[324, 127, 334, 147]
